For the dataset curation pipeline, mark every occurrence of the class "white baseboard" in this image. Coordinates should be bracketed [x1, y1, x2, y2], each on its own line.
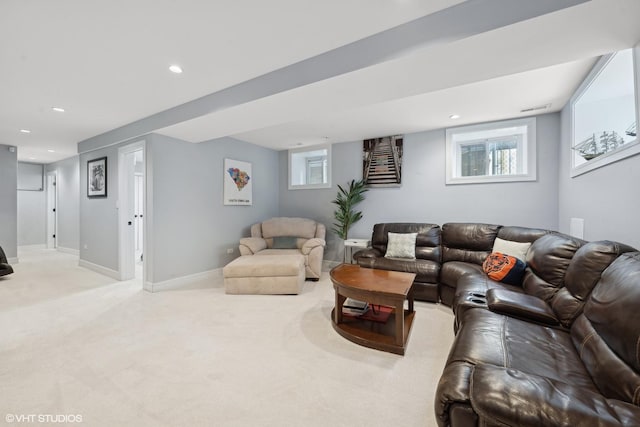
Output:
[144, 268, 223, 293]
[8, 257, 19, 264]
[18, 244, 46, 250]
[78, 259, 120, 280]
[58, 247, 80, 256]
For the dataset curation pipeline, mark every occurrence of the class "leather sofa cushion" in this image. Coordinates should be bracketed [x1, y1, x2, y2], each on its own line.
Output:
[360, 256, 440, 283]
[551, 240, 635, 328]
[574, 252, 640, 404]
[442, 223, 500, 264]
[449, 309, 597, 390]
[440, 261, 484, 288]
[486, 288, 558, 326]
[370, 223, 441, 262]
[469, 364, 640, 427]
[525, 233, 584, 288]
[454, 273, 522, 297]
[496, 226, 550, 243]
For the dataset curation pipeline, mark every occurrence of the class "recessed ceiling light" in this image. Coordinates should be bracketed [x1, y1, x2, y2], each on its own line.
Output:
[47, 149, 55, 153]
[52, 107, 65, 112]
[20, 129, 31, 134]
[169, 65, 183, 74]
[449, 114, 461, 119]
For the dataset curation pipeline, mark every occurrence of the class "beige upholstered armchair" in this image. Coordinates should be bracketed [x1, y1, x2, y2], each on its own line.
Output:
[239, 217, 326, 280]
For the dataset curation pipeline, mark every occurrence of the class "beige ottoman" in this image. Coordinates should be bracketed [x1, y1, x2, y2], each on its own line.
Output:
[223, 254, 305, 295]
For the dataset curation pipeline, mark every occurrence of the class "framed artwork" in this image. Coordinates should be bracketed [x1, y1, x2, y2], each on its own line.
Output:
[362, 135, 403, 187]
[87, 157, 107, 198]
[224, 158, 252, 205]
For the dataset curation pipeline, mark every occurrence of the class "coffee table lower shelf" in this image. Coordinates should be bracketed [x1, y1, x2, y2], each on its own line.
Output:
[331, 308, 415, 355]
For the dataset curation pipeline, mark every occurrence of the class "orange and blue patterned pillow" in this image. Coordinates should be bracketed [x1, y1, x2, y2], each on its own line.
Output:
[482, 252, 526, 286]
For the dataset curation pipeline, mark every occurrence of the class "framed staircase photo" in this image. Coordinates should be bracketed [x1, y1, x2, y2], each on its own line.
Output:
[362, 136, 403, 187]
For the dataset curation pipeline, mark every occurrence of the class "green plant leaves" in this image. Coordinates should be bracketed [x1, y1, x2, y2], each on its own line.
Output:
[332, 179, 368, 240]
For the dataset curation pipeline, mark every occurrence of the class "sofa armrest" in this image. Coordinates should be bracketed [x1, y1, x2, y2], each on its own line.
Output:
[239, 237, 267, 255]
[470, 364, 640, 427]
[301, 238, 325, 255]
[353, 248, 383, 260]
[486, 288, 559, 326]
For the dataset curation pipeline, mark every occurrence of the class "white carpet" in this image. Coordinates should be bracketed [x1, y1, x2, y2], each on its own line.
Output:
[0, 248, 455, 427]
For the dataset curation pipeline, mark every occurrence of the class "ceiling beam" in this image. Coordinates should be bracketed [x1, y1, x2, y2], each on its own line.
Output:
[77, 0, 589, 154]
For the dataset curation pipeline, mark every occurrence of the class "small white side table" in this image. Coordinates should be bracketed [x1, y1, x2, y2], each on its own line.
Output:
[343, 238, 371, 264]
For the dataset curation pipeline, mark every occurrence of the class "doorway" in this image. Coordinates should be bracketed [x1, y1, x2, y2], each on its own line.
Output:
[46, 172, 57, 249]
[118, 141, 145, 282]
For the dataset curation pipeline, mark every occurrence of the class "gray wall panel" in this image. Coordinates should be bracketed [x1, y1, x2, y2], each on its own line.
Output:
[148, 134, 279, 283]
[46, 156, 80, 251]
[279, 113, 561, 261]
[0, 144, 17, 259]
[17, 162, 45, 245]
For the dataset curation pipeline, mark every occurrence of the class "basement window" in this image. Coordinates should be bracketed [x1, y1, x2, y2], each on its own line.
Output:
[570, 48, 639, 177]
[288, 144, 331, 189]
[446, 117, 537, 185]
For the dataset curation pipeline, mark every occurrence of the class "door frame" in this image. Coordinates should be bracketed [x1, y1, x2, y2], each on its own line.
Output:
[118, 140, 146, 282]
[46, 171, 57, 249]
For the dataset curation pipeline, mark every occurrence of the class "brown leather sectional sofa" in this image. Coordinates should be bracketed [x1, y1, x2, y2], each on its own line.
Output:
[0, 245, 13, 277]
[354, 222, 640, 426]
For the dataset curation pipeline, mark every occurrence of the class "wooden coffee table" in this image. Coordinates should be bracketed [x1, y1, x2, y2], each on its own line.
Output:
[330, 264, 416, 355]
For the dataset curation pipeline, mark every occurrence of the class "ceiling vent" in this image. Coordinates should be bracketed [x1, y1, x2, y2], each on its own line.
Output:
[520, 103, 551, 113]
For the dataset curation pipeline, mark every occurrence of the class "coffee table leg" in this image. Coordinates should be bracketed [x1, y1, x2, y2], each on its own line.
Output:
[395, 300, 404, 347]
[335, 292, 346, 324]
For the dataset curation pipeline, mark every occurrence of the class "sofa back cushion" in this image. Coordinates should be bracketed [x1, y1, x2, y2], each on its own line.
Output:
[551, 241, 635, 328]
[523, 233, 584, 302]
[442, 223, 500, 265]
[371, 223, 440, 262]
[496, 226, 550, 243]
[261, 217, 318, 239]
[571, 252, 640, 405]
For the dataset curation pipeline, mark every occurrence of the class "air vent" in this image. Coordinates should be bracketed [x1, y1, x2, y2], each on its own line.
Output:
[520, 103, 551, 113]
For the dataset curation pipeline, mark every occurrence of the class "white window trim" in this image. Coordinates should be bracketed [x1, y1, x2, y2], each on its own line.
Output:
[569, 46, 640, 178]
[445, 117, 537, 185]
[288, 143, 332, 190]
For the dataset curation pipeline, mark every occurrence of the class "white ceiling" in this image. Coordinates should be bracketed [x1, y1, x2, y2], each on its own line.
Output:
[2, 0, 639, 163]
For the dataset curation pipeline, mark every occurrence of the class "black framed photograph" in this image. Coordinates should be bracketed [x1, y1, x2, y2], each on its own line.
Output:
[87, 157, 107, 198]
[362, 135, 403, 187]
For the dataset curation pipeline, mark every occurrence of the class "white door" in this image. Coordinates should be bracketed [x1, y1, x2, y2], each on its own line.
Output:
[134, 173, 144, 259]
[46, 172, 57, 248]
[118, 141, 145, 282]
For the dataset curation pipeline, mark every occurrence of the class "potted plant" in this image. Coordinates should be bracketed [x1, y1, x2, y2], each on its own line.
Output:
[331, 179, 368, 240]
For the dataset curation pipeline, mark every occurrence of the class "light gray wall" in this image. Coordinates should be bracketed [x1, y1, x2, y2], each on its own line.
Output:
[0, 144, 18, 259]
[46, 156, 80, 251]
[558, 113, 640, 249]
[17, 162, 45, 246]
[79, 145, 120, 271]
[279, 113, 561, 261]
[17, 162, 43, 190]
[147, 134, 279, 283]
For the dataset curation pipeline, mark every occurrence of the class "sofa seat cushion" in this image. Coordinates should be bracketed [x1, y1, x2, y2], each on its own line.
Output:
[255, 248, 302, 257]
[449, 309, 598, 391]
[469, 364, 640, 427]
[454, 273, 523, 300]
[360, 256, 439, 283]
